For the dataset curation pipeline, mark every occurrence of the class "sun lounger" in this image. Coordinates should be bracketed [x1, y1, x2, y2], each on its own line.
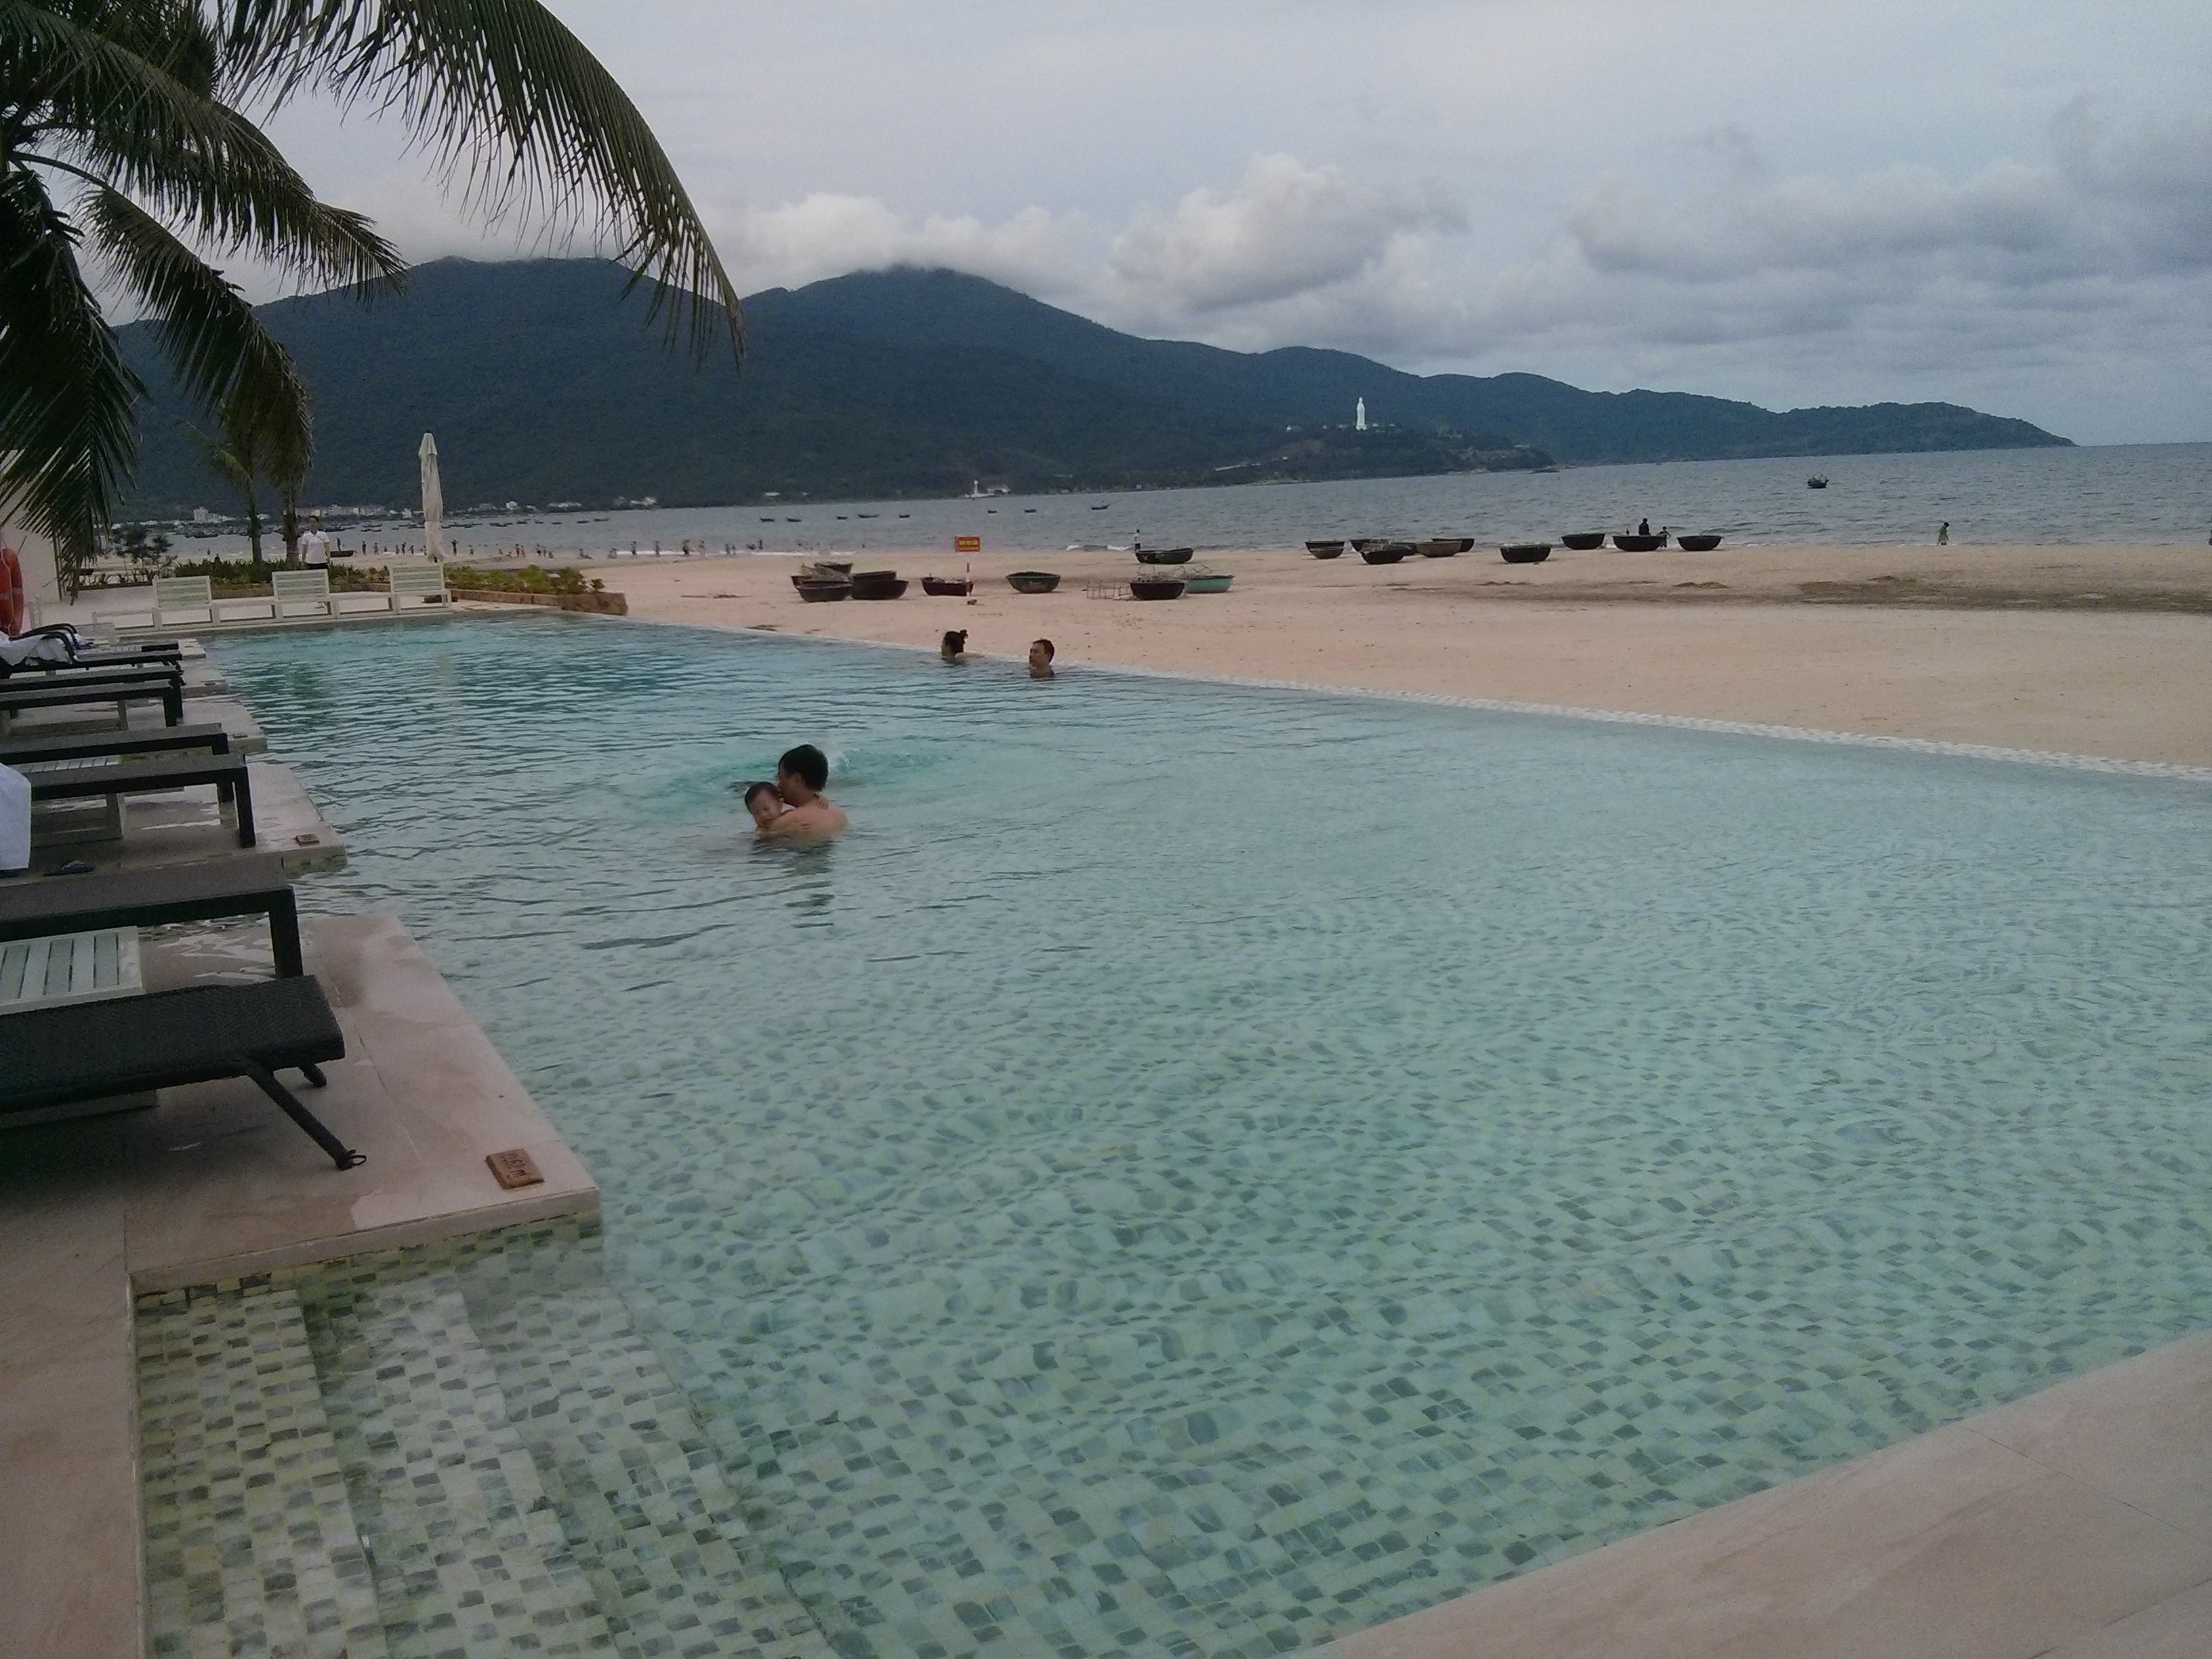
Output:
[0, 661, 184, 695]
[25, 752, 256, 846]
[386, 563, 449, 609]
[0, 674, 184, 729]
[0, 721, 232, 769]
[0, 852, 305, 975]
[272, 569, 335, 619]
[150, 575, 215, 628]
[0, 926, 142, 1013]
[1, 977, 361, 1168]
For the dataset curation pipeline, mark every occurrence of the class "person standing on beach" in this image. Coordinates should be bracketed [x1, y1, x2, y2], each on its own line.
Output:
[1938, 522, 1950, 545]
[300, 521, 329, 569]
[1029, 639, 1056, 680]
[761, 744, 847, 839]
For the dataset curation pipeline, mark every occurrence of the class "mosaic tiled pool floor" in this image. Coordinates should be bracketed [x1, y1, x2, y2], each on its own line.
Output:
[138, 1221, 830, 1659]
[195, 617, 2212, 1655]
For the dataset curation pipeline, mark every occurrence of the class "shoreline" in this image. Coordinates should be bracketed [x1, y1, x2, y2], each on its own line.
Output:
[590, 542, 2212, 769]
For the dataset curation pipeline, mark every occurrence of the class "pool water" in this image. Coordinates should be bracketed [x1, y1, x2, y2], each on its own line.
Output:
[216, 615, 2211, 1656]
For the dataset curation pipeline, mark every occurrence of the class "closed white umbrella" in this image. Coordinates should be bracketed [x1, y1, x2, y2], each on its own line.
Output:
[419, 433, 447, 560]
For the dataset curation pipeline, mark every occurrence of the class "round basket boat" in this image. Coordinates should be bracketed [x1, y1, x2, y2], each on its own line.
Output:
[1559, 531, 1607, 551]
[1677, 533, 1723, 552]
[1612, 533, 1666, 552]
[920, 575, 972, 596]
[849, 571, 907, 600]
[1006, 571, 1061, 594]
[1134, 546, 1194, 565]
[1182, 572, 1233, 594]
[1500, 543, 1553, 564]
[794, 580, 851, 604]
[1359, 542, 1414, 565]
[1418, 539, 1463, 558]
[1129, 577, 1187, 600]
[1306, 540, 1346, 559]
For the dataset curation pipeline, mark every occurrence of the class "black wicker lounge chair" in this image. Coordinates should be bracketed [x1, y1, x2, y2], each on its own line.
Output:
[0, 674, 184, 726]
[25, 752, 255, 845]
[0, 720, 231, 769]
[0, 853, 304, 975]
[2, 979, 359, 1166]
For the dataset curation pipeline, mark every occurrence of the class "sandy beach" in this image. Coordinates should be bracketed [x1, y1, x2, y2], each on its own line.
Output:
[595, 541, 2212, 769]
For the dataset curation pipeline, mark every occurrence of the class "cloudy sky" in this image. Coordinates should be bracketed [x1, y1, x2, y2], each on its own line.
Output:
[261, 1, 2212, 443]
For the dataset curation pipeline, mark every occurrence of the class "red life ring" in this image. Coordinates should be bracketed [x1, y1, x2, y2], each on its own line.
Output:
[0, 544, 26, 636]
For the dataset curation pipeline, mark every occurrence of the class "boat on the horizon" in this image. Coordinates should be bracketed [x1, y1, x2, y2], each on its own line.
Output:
[1808, 475, 1829, 489]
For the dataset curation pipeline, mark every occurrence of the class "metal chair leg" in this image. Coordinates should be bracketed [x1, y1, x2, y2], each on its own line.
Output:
[240, 1060, 363, 1169]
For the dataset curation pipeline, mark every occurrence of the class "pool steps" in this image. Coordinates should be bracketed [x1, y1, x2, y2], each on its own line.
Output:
[138, 1229, 834, 1658]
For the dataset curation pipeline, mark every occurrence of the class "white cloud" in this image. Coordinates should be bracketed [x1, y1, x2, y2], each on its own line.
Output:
[1101, 155, 1463, 317]
[717, 194, 1088, 298]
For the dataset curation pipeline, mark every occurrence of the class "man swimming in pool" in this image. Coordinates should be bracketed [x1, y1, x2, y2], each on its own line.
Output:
[760, 743, 848, 839]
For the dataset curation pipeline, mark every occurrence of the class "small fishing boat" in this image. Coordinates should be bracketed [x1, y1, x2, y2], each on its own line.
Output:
[1418, 539, 1464, 558]
[849, 571, 907, 600]
[1612, 533, 1667, 552]
[920, 575, 972, 596]
[1500, 543, 1553, 564]
[1006, 571, 1061, 594]
[1559, 531, 1607, 551]
[1134, 545, 1195, 565]
[1306, 540, 1346, 558]
[793, 579, 850, 604]
[1677, 533, 1724, 552]
[1360, 542, 1415, 565]
[1129, 577, 1187, 600]
[1181, 570, 1233, 594]
[1807, 476, 1829, 489]
[1090, 503, 1110, 510]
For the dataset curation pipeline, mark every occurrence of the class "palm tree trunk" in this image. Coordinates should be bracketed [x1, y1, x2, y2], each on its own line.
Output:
[245, 482, 264, 572]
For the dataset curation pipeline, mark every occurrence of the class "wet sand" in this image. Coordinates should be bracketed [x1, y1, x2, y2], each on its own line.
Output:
[594, 542, 2212, 768]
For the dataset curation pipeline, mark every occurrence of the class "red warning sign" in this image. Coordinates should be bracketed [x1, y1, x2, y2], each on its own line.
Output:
[955, 535, 982, 553]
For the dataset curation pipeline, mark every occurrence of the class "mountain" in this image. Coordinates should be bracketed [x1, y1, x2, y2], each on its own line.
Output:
[114, 258, 2068, 514]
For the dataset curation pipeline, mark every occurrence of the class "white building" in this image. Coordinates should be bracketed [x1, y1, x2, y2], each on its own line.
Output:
[1355, 398, 1368, 432]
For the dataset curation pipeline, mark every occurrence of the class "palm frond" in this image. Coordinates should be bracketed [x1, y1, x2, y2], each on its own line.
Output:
[4, 1, 405, 292]
[0, 162, 139, 560]
[85, 184, 312, 480]
[223, 0, 740, 359]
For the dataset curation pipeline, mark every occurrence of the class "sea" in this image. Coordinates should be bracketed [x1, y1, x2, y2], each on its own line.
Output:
[180, 441, 2211, 562]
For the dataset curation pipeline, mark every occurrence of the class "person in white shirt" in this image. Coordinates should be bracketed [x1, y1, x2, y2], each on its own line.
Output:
[300, 524, 330, 568]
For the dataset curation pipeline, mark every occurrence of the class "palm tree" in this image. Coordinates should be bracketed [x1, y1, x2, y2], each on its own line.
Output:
[2, 1, 740, 591]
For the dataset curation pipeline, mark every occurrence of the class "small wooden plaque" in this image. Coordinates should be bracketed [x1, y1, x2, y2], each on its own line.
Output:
[486, 1147, 544, 1189]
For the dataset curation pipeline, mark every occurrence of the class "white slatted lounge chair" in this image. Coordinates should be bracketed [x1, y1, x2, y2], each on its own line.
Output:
[0, 927, 142, 1014]
[152, 575, 214, 628]
[272, 569, 335, 619]
[386, 562, 449, 610]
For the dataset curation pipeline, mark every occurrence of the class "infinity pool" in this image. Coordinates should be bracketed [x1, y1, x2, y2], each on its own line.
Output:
[218, 613, 2211, 1656]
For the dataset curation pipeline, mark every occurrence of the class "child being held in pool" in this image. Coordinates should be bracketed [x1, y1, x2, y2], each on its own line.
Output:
[741, 780, 785, 832]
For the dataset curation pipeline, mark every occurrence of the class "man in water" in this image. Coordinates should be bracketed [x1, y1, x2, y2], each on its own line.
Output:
[761, 743, 847, 839]
[1028, 638, 1055, 680]
[941, 630, 967, 662]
